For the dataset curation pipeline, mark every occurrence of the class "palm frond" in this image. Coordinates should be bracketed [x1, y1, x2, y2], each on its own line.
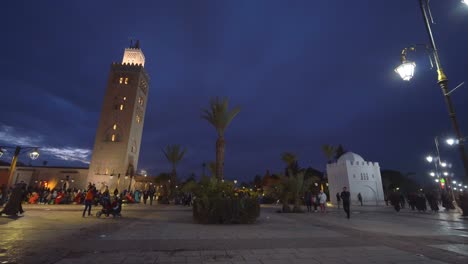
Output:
[201, 96, 240, 137]
[281, 152, 297, 167]
[162, 144, 186, 165]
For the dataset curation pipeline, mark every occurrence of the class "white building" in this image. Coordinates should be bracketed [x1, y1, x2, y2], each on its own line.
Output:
[327, 152, 385, 206]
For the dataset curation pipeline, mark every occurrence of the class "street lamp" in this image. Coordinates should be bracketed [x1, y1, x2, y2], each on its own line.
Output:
[29, 148, 40, 160]
[463, 0, 468, 6]
[446, 137, 467, 146]
[395, 61, 416, 81]
[396, 0, 468, 183]
[426, 155, 434, 163]
[0, 146, 40, 186]
[429, 172, 435, 177]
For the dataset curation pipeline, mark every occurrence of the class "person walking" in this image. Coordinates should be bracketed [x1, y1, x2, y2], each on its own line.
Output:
[0, 183, 26, 216]
[340, 187, 351, 219]
[318, 190, 327, 213]
[143, 190, 149, 205]
[357, 193, 363, 206]
[82, 186, 94, 217]
[312, 193, 318, 212]
[149, 187, 155, 205]
[0, 184, 7, 206]
[305, 191, 312, 212]
[336, 192, 341, 209]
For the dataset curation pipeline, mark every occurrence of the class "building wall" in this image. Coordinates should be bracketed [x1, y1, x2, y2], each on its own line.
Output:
[327, 162, 350, 205]
[87, 46, 150, 191]
[0, 166, 89, 190]
[327, 160, 385, 206]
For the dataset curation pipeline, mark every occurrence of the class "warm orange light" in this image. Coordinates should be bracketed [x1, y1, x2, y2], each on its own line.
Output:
[120, 104, 124, 111]
[124, 77, 128, 84]
[119, 77, 123, 84]
[113, 124, 117, 130]
[111, 134, 116, 142]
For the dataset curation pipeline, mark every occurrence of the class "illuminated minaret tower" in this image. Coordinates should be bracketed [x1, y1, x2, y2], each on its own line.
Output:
[87, 41, 150, 191]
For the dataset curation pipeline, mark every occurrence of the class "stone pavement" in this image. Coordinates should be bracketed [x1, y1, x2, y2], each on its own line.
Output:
[0, 204, 467, 264]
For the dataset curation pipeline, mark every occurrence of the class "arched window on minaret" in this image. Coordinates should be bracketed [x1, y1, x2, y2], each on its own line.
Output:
[105, 124, 122, 142]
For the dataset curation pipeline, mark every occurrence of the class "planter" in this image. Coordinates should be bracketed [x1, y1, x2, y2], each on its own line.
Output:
[193, 196, 260, 224]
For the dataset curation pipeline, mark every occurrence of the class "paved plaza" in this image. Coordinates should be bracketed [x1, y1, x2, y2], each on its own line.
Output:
[1, 204, 467, 264]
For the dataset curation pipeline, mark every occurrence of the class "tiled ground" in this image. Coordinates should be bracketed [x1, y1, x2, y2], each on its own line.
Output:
[1, 204, 467, 264]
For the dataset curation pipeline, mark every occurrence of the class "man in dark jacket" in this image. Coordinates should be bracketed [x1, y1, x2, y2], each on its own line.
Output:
[340, 187, 351, 219]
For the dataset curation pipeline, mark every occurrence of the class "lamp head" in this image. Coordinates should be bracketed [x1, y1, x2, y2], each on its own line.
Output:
[29, 148, 40, 160]
[395, 61, 416, 81]
[463, 0, 468, 6]
[445, 138, 458, 146]
[426, 156, 433, 163]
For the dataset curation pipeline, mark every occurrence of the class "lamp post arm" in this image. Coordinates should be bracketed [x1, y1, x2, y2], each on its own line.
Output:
[418, 0, 468, 182]
[419, 0, 447, 82]
[7, 146, 21, 186]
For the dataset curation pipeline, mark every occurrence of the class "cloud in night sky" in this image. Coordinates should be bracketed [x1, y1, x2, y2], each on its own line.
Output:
[1, 0, 467, 182]
[0, 125, 91, 165]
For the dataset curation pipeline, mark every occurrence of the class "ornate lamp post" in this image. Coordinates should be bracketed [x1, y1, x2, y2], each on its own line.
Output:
[0, 146, 40, 186]
[395, 0, 468, 183]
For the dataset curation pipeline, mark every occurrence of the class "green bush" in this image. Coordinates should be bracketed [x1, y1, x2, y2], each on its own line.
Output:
[193, 196, 260, 224]
[192, 177, 260, 224]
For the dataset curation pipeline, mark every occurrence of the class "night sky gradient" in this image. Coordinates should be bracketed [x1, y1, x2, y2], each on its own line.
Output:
[1, 1, 467, 183]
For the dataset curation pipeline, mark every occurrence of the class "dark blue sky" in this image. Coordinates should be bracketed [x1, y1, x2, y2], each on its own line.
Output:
[1, 1, 467, 182]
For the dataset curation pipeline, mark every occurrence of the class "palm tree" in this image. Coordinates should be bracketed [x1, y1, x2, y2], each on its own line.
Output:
[162, 144, 187, 193]
[281, 152, 299, 176]
[208, 161, 216, 178]
[280, 152, 298, 212]
[321, 144, 336, 163]
[201, 97, 240, 180]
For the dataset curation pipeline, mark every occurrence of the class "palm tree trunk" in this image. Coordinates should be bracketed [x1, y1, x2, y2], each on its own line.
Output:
[216, 136, 225, 181]
[171, 165, 177, 197]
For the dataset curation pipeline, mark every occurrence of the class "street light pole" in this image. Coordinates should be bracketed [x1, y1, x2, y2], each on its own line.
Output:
[419, 0, 468, 181]
[7, 146, 22, 186]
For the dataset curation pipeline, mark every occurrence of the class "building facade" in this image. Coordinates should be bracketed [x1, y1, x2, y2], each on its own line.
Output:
[327, 152, 385, 206]
[87, 41, 150, 191]
[0, 165, 89, 190]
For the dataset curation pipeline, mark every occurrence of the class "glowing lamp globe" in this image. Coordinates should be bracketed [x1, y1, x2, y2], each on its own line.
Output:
[446, 138, 456, 146]
[395, 61, 416, 81]
[29, 148, 40, 160]
[463, 0, 468, 6]
[429, 172, 435, 177]
[426, 156, 433, 163]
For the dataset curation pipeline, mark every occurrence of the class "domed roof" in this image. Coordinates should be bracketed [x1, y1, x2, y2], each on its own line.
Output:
[338, 152, 365, 163]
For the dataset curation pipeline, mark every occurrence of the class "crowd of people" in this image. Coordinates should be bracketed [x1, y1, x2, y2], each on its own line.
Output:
[0, 181, 168, 217]
[387, 190, 454, 213]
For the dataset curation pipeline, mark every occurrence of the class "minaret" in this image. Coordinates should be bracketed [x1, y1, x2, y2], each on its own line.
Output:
[87, 41, 150, 192]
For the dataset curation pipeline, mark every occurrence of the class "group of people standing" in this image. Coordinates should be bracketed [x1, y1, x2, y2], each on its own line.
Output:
[304, 187, 352, 219]
[388, 190, 451, 213]
[304, 190, 328, 213]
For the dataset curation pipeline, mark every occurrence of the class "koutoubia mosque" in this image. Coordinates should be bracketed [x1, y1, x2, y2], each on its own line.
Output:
[0, 42, 150, 191]
[87, 41, 150, 191]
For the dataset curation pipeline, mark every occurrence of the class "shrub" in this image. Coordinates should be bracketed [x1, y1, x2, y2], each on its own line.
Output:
[193, 196, 260, 224]
[192, 177, 260, 224]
